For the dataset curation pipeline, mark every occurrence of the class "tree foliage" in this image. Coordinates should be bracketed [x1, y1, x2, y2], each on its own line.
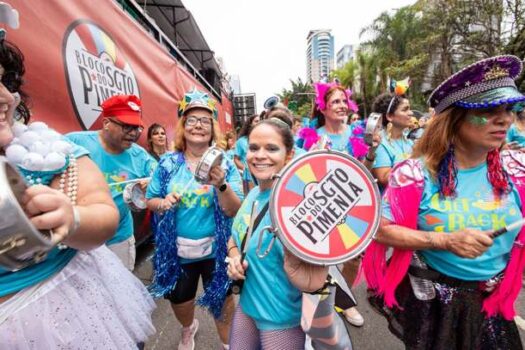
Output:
[328, 0, 525, 113]
[277, 77, 314, 117]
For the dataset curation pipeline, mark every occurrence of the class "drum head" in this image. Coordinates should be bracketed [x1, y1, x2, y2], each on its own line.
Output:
[270, 150, 381, 265]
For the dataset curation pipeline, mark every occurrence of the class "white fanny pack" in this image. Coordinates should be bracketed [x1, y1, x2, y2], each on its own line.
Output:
[176, 236, 215, 259]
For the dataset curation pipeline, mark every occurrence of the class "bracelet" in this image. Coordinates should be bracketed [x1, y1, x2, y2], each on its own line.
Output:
[58, 206, 80, 249]
[228, 245, 238, 254]
[365, 155, 375, 162]
[71, 206, 81, 235]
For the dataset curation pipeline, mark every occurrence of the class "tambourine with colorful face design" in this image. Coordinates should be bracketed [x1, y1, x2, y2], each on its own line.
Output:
[258, 150, 381, 265]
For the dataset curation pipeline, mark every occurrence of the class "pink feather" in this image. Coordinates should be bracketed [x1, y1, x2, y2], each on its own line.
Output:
[298, 127, 320, 151]
[349, 136, 368, 158]
[482, 181, 525, 320]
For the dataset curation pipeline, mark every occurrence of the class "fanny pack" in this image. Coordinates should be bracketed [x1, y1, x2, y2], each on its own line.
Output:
[176, 236, 215, 259]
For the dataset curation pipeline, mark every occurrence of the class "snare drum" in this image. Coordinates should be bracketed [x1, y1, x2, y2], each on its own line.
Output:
[259, 150, 381, 265]
[0, 158, 55, 271]
[194, 146, 224, 184]
[123, 182, 147, 211]
[364, 113, 382, 146]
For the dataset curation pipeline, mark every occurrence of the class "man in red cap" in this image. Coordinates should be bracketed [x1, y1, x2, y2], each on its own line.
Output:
[67, 94, 157, 270]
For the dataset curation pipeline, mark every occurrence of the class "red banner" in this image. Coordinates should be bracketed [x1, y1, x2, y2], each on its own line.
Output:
[8, 0, 233, 145]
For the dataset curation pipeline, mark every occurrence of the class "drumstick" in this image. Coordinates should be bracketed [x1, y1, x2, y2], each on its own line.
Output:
[491, 218, 525, 238]
[108, 177, 151, 187]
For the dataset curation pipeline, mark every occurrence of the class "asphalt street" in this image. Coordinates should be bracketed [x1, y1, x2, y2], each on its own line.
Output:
[134, 243, 525, 350]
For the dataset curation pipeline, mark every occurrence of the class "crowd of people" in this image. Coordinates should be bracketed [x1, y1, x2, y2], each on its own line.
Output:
[2, 4, 525, 350]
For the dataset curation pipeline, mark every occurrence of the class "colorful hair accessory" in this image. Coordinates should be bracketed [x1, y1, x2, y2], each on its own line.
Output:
[178, 87, 218, 118]
[429, 55, 524, 114]
[389, 77, 411, 96]
[386, 77, 411, 115]
[314, 81, 359, 112]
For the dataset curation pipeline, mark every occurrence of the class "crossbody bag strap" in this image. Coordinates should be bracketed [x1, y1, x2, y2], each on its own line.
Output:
[239, 201, 269, 252]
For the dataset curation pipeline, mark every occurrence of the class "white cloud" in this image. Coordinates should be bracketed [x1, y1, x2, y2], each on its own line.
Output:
[186, 0, 415, 111]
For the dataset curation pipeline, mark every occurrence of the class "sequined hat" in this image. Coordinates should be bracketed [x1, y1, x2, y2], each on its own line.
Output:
[178, 87, 218, 118]
[428, 55, 525, 114]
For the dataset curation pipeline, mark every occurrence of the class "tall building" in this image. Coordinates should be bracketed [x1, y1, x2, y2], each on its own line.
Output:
[233, 93, 256, 124]
[306, 29, 334, 83]
[229, 75, 241, 94]
[336, 44, 354, 69]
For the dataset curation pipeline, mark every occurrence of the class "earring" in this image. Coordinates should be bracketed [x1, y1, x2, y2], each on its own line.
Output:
[386, 122, 393, 140]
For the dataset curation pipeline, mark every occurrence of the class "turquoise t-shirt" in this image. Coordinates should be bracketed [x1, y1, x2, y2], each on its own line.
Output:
[232, 187, 302, 330]
[146, 152, 243, 264]
[66, 131, 157, 245]
[316, 125, 354, 154]
[235, 136, 253, 183]
[373, 135, 413, 169]
[382, 162, 522, 281]
[506, 123, 525, 146]
[0, 138, 88, 297]
[225, 149, 235, 161]
[293, 144, 307, 158]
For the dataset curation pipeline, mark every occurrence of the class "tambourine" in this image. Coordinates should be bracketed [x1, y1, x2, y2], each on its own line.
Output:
[0, 157, 55, 271]
[408, 127, 425, 141]
[195, 146, 223, 184]
[364, 113, 382, 146]
[123, 182, 147, 211]
[264, 96, 281, 110]
[257, 150, 381, 266]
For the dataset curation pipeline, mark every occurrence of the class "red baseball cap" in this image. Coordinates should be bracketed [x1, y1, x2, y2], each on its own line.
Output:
[101, 95, 143, 127]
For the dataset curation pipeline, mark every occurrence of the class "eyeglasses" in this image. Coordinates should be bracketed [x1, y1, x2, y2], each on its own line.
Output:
[109, 118, 144, 134]
[185, 116, 212, 128]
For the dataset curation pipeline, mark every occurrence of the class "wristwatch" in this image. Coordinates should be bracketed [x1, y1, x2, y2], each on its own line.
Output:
[218, 183, 228, 192]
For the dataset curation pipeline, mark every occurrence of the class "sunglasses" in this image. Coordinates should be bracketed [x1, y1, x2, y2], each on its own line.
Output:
[109, 118, 144, 134]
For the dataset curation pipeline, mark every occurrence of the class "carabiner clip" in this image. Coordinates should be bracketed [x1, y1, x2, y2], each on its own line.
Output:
[256, 225, 276, 258]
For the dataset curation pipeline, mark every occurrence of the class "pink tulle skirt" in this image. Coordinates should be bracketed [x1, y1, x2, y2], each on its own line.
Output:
[0, 245, 156, 349]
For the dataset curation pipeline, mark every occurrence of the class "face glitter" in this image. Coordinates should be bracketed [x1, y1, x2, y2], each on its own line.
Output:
[468, 115, 488, 126]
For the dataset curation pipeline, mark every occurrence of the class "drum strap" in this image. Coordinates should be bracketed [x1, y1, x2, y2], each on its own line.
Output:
[239, 202, 269, 257]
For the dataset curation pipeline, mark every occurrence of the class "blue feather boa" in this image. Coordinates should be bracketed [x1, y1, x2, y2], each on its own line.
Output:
[149, 151, 232, 319]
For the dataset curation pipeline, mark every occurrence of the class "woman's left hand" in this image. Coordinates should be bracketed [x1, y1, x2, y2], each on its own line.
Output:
[22, 185, 74, 245]
[209, 165, 226, 188]
[284, 249, 328, 292]
[372, 130, 382, 148]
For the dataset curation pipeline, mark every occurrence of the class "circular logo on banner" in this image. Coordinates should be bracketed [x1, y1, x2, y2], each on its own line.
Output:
[63, 20, 140, 130]
[271, 150, 381, 265]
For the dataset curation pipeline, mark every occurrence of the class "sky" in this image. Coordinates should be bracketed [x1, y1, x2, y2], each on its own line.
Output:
[186, 0, 416, 112]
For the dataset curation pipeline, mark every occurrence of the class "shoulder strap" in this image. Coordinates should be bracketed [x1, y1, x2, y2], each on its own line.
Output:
[239, 201, 269, 254]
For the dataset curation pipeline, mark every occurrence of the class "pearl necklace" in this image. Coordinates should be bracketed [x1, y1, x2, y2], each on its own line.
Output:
[60, 154, 78, 205]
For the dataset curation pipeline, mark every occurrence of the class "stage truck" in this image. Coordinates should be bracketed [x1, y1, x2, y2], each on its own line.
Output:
[10, 0, 235, 244]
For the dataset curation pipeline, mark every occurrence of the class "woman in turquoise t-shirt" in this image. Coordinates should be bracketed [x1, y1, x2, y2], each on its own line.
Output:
[227, 119, 328, 349]
[0, 39, 154, 348]
[370, 92, 414, 189]
[146, 88, 243, 350]
[363, 55, 525, 349]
